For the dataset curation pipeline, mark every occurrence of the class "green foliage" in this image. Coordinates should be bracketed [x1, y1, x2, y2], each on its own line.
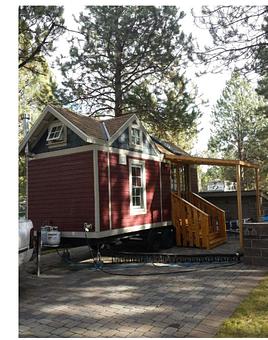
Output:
[199, 166, 224, 192]
[19, 6, 64, 205]
[19, 60, 59, 135]
[19, 59, 59, 205]
[216, 275, 268, 337]
[19, 156, 26, 208]
[124, 73, 200, 145]
[19, 6, 64, 71]
[208, 71, 268, 191]
[255, 14, 268, 75]
[59, 6, 199, 137]
[194, 6, 268, 74]
[256, 16, 268, 117]
[257, 75, 268, 113]
[58, 6, 200, 150]
[19, 5, 61, 203]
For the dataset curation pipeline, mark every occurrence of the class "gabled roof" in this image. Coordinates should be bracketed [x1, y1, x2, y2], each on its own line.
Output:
[19, 105, 138, 153]
[50, 105, 134, 141]
[19, 104, 190, 160]
[102, 113, 135, 138]
[51, 105, 105, 141]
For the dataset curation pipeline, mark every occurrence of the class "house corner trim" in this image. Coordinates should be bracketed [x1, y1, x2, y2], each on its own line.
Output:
[93, 149, 100, 232]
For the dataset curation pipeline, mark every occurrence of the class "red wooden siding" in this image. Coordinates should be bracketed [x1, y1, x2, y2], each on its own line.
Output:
[161, 162, 172, 221]
[98, 151, 110, 231]
[109, 153, 162, 228]
[28, 151, 94, 232]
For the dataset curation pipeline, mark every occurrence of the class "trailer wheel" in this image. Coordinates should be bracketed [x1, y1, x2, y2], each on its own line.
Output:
[160, 228, 175, 249]
[146, 230, 160, 252]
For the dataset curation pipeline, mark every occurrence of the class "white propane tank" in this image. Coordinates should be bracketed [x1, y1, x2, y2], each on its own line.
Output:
[41, 226, 61, 247]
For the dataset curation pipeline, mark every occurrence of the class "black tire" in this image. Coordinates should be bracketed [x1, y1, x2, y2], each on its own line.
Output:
[146, 229, 161, 252]
[160, 228, 175, 249]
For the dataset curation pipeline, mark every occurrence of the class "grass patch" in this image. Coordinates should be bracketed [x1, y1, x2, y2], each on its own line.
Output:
[216, 274, 268, 337]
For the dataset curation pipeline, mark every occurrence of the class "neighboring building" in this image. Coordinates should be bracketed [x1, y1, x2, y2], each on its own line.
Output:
[207, 180, 236, 192]
[199, 190, 268, 222]
[19, 105, 198, 246]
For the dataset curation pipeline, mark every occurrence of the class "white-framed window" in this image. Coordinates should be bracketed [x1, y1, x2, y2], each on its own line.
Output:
[170, 164, 178, 192]
[46, 121, 66, 146]
[129, 124, 143, 150]
[129, 159, 147, 215]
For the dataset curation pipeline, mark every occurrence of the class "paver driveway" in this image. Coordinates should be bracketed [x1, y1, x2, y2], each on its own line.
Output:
[19, 248, 266, 338]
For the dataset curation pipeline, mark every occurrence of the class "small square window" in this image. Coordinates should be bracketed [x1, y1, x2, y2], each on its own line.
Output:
[46, 123, 65, 143]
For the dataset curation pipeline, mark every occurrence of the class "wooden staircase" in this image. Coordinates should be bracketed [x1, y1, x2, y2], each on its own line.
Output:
[171, 192, 227, 249]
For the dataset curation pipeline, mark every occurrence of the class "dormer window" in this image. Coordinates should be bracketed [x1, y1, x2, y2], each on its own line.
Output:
[46, 121, 66, 146]
[130, 124, 143, 149]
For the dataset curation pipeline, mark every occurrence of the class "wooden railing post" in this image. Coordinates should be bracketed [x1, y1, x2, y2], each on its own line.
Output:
[188, 192, 227, 248]
[171, 192, 211, 249]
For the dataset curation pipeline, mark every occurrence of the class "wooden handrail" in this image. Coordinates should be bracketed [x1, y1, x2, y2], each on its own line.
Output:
[172, 193, 209, 217]
[189, 192, 226, 238]
[171, 192, 227, 249]
[171, 192, 210, 249]
[190, 192, 225, 214]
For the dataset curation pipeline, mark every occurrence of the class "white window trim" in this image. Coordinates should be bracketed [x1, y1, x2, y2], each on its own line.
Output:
[129, 124, 143, 150]
[170, 164, 178, 192]
[46, 121, 67, 148]
[129, 158, 147, 215]
[47, 123, 63, 141]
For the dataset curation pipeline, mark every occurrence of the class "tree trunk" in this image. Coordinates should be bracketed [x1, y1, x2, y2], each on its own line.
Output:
[114, 16, 123, 117]
[114, 67, 123, 116]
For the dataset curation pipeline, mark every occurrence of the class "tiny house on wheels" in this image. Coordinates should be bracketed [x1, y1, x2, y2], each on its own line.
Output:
[23, 104, 259, 250]
[19, 104, 200, 250]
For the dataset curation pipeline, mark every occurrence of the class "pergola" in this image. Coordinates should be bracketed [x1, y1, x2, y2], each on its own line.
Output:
[165, 154, 261, 250]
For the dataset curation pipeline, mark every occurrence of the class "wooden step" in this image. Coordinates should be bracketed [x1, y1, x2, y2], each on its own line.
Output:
[208, 236, 227, 249]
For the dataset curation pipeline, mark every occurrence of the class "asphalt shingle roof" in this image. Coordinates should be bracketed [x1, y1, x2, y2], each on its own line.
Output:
[103, 114, 134, 137]
[51, 105, 105, 140]
[51, 105, 134, 141]
[51, 106, 187, 156]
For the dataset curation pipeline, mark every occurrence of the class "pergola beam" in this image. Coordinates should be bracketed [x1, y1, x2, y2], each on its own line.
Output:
[165, 154, 259, 169]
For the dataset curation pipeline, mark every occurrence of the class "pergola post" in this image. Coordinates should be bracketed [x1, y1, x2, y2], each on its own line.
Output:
[236, 164, 244, 250]
[255, 168, 261, 222]
[175, 165, 180, 197]
[186, 165, 192, 200]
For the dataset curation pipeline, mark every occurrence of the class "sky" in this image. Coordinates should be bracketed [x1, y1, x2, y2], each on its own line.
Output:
[47, 5, 232, 156]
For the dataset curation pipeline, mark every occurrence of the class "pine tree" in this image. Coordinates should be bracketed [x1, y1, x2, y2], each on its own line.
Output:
[60, 6, 189, 115]
[19, 6, 65, 71]
[208, 71, 268, 190]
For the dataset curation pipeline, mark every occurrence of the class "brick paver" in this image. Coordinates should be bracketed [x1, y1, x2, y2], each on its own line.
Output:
[19, 247, 267, 337]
